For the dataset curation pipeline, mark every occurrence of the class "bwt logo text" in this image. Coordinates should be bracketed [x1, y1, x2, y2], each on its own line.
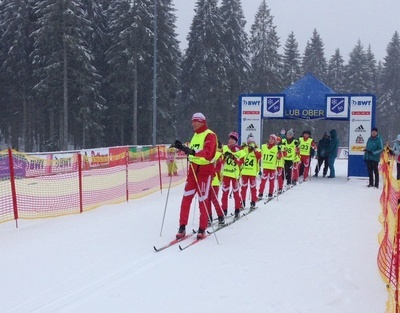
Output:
[352, 100, 371, 106]
[243, 100, 261, 105]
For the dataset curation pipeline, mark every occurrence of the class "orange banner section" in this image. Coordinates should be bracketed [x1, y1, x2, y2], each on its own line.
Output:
[378, 151, 400, 312]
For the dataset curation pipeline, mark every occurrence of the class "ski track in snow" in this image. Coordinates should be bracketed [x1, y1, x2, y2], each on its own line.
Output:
[0, 159, 388, 313]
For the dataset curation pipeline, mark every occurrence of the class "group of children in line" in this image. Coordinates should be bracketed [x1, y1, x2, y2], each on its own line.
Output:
[204, 128, 318, 223]
[173, 112, 338, 240]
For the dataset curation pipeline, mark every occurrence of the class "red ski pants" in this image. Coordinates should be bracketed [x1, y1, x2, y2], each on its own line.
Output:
[179, 171, 212, 231]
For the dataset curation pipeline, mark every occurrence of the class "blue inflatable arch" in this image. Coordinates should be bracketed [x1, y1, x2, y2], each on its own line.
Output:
[238, 73, 376, 178]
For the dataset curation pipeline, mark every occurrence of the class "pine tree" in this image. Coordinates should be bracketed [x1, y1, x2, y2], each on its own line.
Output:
[326, 49, 345, 92]
[220, 0, 251, 126]
[282, 31, 301, 89]
[378, 31, 400, 140]
[375, 60, 384, 99]
[249, 0, 282, 93]
[366, 45, 378, 94]
[31, 0, 104, 150]
[345, 40, 370, 93]
[302, 29, 327, 81]
[180, 0, 229, 139]
[153, 0, 182, 144]
[81, 0, 110, 147]
[105, 0, 153, 145]
[0, 0, 35, 150]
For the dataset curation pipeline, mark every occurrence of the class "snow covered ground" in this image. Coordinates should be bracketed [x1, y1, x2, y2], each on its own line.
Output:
[0, 159, 387, 313]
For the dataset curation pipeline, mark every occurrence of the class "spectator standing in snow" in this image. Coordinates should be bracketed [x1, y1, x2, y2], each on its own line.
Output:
[392, 134, 400, 180]
[314, 132, 330, 177]
[166, 145, 178, 176]
[279, 128, 286, 141]
[363, 127, 383, 188]
[326, 129, 339, 178]
[174, 113, 217, 240]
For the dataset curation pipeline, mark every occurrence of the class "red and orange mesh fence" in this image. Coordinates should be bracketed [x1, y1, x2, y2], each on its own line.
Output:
[0, 146, 188, 226]
[378, 151, 400, 312]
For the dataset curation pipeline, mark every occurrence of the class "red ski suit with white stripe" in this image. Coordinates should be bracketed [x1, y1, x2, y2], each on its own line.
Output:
[179, 124, 217, 231]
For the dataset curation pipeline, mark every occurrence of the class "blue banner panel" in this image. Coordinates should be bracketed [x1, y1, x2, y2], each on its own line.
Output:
[348, 155, 368, 178]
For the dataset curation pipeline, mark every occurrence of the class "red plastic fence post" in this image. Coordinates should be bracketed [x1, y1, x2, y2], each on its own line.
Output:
[396, 203, 400, 313]
[157, 146, 163, 193]
[126, 149, 129, 202]
[78, 153, 83, 213]
[8, 148, 18, 228]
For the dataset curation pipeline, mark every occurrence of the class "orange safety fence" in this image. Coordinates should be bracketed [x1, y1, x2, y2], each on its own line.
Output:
[0, 146, 188, 226]
[378, 151, 400, 313]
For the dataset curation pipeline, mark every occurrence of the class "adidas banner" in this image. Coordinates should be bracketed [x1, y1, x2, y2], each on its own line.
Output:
[348, 95, 374, 156]
[239, 96, 262, 147]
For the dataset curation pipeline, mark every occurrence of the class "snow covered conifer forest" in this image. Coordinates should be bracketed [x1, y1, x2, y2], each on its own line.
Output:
[0, 0, 398, 151]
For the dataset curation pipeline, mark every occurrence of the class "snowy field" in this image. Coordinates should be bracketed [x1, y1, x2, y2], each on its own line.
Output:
[0, 159, 387, 313]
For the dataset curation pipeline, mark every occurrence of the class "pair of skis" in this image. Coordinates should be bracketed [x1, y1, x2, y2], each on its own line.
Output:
[154, 215, 238, 252]
[153, 230, 197, 252]
[179, 220, 236, 250]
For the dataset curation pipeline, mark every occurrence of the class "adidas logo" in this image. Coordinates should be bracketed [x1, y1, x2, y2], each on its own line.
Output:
[246, 124, 256, 131]
[354, 125, 366, 132]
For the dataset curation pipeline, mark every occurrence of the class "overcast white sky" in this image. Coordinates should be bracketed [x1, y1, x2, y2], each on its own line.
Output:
[173, 0, 400, 62]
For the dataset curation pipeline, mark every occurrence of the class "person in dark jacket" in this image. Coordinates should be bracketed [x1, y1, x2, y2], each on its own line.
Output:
[392, 134, 400, 180]
[327, 129, 339, 178]
[314, 132, 330, 177]
[364, 127, 383, 188]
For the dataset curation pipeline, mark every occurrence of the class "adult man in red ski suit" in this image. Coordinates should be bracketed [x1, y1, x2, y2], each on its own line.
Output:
[174, 113, 217, 240]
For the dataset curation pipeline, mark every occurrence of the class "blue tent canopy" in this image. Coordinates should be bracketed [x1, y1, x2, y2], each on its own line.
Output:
[281, 73, 336, 119]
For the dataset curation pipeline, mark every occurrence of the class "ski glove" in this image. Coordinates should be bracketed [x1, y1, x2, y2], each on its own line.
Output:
[174, 140, 184, 150]
[363, 149, 372, 154]
[174, 140, 195, 156]
[248, 142, 256, 151]
[224, 151, 234, 160]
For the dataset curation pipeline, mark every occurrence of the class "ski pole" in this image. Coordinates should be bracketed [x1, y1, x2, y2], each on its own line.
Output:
[190, 162, 220, 244]
[159, 148, 178, 236]
[159, 173, 173, 236]
[192, 194, 198, 225]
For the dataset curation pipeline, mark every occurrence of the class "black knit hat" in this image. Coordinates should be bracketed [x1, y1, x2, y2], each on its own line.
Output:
[372, 127, 378, 132]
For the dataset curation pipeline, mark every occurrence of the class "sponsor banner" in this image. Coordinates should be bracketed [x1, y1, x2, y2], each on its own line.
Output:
[25, 153, 50, 177]
[326, 96, 349, 118]
[263, 96, 284, 118]
[51, 153, 78, 174]
[337, 147, 348, 159]
[349, 96, 373, 155]
[240, 96, 262, 146]
[82, 148, 110, 169]
[0, 152, 27, 179]
[109, 147, 128, 166]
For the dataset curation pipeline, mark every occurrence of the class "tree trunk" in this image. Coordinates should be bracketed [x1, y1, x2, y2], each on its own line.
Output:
[132, 56, 138, 145]
[62, 5, 68, 150]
